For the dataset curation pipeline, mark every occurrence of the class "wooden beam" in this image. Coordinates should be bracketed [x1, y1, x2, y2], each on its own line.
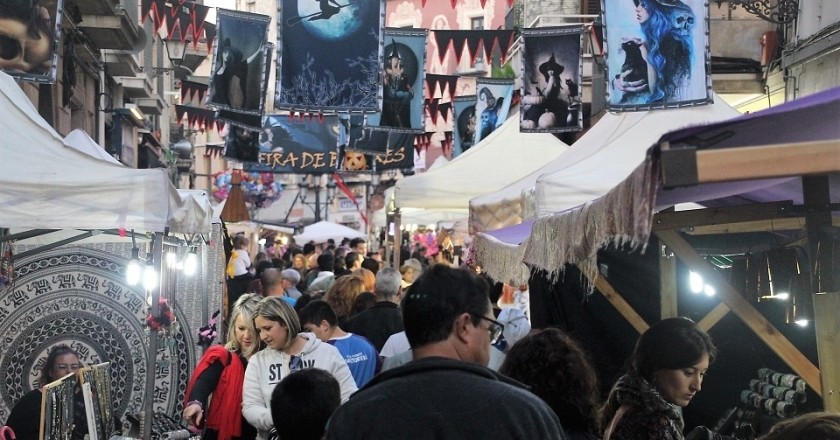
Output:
[661, 139, 840, 187]
[656, 229, 822, 395]
[653, 201, 795, 231]
[660, 245, 678, 319]
[697, 303, 730, 332]
[696, 140, 840, 184]
[581, 267, 649, 334]
[814, 293, 840, 412]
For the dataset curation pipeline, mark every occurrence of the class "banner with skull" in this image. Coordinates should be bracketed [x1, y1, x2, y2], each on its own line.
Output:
[602, 0, 711, 111]
[0, 0, 64, 83]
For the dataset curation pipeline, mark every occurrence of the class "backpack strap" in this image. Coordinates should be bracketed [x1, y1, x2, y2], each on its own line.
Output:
[603, 404, 631, 440]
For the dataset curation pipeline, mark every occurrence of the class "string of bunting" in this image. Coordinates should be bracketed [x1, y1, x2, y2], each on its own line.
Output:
[424, 74, 459, 101]
[432, 29, 517, 65]
[175, 105, 224, 133]
[415, 132, 435, 152]
[441, 131, 453, 156]
[180, 80, 208, 106]
[421, 0, 515, 8]
[204, 144, 225, 159]
[425, 99, 452, 126]
[141, 0, 211, 49]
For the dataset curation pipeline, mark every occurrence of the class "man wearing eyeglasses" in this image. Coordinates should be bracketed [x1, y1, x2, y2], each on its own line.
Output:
[325, 264, 566, 439]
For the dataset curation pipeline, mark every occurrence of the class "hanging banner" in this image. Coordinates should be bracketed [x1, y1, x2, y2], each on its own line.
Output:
[603, 0, 711, 111]
[276, 0, 384, 113]
[340, 114, 388, 155]
[0, 0, 64, 83]
[452, 95, 477, 158]
[367, 28, 427, 133]
[215, 42, 274, 130]
[245, 114, 339, 174]
[520, 26, 584, 133]
[207, 9, 271, 116]
[473, 79, 514, 145]
[224, 126, 261, 163]
[374, 132, 414, 171]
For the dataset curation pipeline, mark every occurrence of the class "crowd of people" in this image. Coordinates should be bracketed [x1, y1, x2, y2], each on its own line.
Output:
[3, 231, 838, 440]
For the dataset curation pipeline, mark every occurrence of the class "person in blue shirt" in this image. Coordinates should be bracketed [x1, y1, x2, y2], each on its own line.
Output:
[298, 300, 380, 388]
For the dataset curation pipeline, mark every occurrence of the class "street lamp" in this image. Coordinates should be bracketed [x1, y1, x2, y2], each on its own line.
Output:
[299, 176, 337, 222]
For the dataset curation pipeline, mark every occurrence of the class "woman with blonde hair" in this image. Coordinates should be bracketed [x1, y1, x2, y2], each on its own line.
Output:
[184, 293, 262, 440]
[243, 297, 357, 440]
[323, 275, 365, 325]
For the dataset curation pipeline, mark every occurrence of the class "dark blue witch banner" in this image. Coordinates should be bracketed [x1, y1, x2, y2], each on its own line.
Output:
[340, 114, 389, 155]
[276, 0, 384, 113]
[208, 9, 271, 115]
[367, 28, 427, 133]
[473, 79, 514, 145]
[0, 0, 64, 83]
[244, 114, 339, 174]
[453, 95, 476, 158]
[603, 0, 711, 111]
[337, 114, 413, 172]
[374, 132, 414, 171]
[216, 43, 274, 130]
[521, 27, 584, 133]
[224, 126, 261, 163]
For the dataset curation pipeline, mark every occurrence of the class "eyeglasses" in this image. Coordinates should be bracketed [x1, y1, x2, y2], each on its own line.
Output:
[469, 313, 505, 344]
[289, 355, 303, 372]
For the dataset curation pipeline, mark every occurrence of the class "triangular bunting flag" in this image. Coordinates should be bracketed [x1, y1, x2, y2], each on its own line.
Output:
[427, 98, 440, 126]
[438, 102, 452, 124]
[495, 30, 517, 64]
[465, 33, 484, 65]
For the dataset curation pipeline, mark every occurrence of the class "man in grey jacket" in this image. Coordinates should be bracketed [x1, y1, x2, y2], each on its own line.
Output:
[325, 265, 567, 440]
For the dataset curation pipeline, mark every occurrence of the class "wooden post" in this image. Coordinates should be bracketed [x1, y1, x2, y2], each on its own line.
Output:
[581, 267, 649, 334]
[659, 243, 678, 319]
[813, 292, 840, 411]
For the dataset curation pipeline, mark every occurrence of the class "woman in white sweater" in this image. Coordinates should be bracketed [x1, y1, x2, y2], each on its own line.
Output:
[242, 297, 357, 440]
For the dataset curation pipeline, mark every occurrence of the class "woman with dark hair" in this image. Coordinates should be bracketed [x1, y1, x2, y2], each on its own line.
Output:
[601, 317, 717, 440]
[613, 0, 695, 104]
[758, 411, 840, 440]
[5, 345, 85, 440]
[499, 328, 601, 440]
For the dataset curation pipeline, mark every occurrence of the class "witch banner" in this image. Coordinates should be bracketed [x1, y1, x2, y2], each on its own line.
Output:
[473, 79, 514, 145]
[245, 114, 339, 174]
[207, 9, 271, 115]
[603, 0, 711, 111]
[216, 43, 274, 130]
[367, 28, 427, 133]
[375, 132, 415, 171]
[521, 26, 583, 133]
[276, 0, 384, 113]
[0, 0, 64, 83]
[453, 95, 477, 158]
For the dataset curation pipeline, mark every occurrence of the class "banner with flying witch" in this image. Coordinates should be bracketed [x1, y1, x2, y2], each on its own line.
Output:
[603, 0, 711, 111]
[276, 0, 384, 113]
[243, 114, 339, 174]
[473, 79, 514, 145]
[520, 26, 584, 133]
[207, 9, 271, 116]
[452, 95, 476, 158]
[367, 28, 427, 133]
[0, 0, 64, 83]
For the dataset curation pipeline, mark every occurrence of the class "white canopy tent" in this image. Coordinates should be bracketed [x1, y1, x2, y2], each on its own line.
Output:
[294, 220, 366, 244]
[393, 114, 569, 212]
[470, 94, 741, 234]
[471, 95, 742, 285]
[0, 71, 185, 233]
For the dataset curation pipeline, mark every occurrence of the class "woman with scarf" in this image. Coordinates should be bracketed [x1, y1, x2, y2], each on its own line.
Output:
[184, 294, 262, 440]
[601, 317, 716, 440]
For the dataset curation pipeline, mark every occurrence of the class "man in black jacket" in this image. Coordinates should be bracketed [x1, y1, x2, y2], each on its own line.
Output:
[326, 265, 566, 440]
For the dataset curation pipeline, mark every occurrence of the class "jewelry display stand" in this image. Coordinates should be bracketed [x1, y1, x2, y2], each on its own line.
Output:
[39, 372, 76, 440]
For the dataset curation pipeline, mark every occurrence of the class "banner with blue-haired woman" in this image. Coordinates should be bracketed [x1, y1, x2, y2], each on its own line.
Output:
[603, 0, 711, 111]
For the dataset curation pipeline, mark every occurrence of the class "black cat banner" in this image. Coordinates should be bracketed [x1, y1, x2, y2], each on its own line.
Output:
[602, 0, 711, 111]
[520, 26, 584, 133]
